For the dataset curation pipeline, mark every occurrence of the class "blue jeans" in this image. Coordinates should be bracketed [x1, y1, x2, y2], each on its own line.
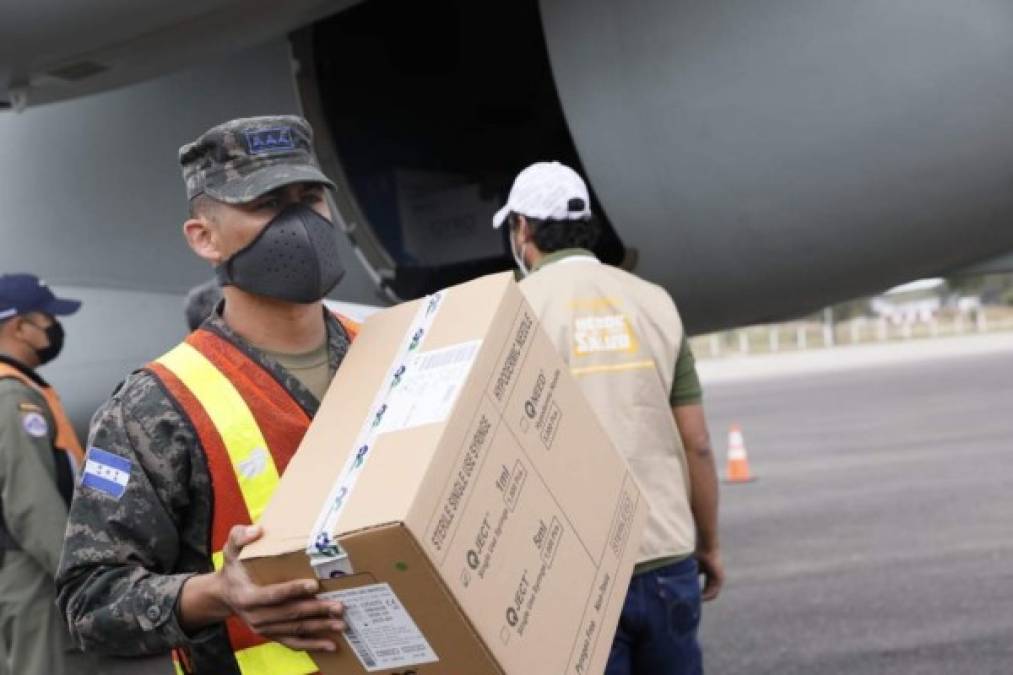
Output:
[605, 557, 703, 675]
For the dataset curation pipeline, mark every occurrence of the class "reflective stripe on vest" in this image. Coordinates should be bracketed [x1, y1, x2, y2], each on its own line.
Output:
[157, 342, 281, 522]
[148, 329, 318, 675]
[0, 362, 84, 470]
[172, 642, 317, 675]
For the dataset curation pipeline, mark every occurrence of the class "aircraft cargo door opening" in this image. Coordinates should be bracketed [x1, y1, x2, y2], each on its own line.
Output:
[299, 0, 626, 300]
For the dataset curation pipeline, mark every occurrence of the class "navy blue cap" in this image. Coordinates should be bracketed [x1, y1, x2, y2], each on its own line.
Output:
[0, 274, 81, 321]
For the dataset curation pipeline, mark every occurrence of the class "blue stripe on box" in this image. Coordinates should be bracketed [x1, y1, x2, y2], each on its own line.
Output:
[81, 472, 127, 500]
[86, 447, 131, 473]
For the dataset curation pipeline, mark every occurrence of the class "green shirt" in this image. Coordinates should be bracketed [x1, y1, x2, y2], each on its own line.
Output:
[672, 336, 702, 407]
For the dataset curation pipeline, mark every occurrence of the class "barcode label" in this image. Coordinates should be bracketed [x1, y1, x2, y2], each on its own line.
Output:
[377, 340, 482, 433]
[344, 626, 377, 668]
[419, 342, 480, 370]
[320, 583, 438, 672]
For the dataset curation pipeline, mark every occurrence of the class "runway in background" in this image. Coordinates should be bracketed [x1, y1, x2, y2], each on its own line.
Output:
[698, 337, 1013, 674]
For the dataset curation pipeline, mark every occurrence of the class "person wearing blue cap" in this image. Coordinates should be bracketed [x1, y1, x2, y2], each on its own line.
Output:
[0, 273, 89, 675]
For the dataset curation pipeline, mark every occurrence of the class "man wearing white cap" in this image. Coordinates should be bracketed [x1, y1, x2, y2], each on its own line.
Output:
[494, 162, 723, 675]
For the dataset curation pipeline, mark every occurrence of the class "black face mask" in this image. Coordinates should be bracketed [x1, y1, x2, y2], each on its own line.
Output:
[25, 319, 64, 365]
[215, 203, 345, 303]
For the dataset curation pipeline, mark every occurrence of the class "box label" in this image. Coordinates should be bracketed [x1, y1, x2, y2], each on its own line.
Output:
[492, 310, 534, 406]
[320, 583, 439, 672]
[379, 340, 482, 433]
[437, 322, 640, 673]
[428, 408, 498, 561]
[517, 367, 563, 451]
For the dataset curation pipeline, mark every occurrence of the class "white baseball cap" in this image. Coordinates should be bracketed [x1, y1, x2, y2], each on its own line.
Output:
[492, 161, 592, 229]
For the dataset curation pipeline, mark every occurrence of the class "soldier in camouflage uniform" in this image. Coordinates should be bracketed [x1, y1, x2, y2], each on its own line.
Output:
[57, 116, 355, 674]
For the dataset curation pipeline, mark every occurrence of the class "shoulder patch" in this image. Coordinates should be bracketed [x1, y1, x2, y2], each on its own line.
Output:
[21, 411, 49, 438]
[18, 402, 43, 413]
[81, 447, 131, 500]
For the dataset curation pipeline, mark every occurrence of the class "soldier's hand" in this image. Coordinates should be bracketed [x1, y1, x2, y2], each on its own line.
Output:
[217, 524, 346, 652]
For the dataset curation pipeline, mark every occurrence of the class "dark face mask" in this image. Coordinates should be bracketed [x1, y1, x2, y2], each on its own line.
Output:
[215, 203, 345, 303]
[25, 318, 64, 365]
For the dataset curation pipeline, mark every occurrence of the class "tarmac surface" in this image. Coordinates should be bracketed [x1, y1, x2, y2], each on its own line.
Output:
[697, 338, 1013, 674]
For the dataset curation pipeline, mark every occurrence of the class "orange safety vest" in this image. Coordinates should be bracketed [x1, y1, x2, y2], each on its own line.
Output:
[334, 314, 359, 342]
[146, 317, 358, 675]
[0, 360, 85, 471]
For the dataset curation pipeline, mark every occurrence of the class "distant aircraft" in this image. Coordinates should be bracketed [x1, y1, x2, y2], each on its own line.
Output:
[3, 0, 1013, 430]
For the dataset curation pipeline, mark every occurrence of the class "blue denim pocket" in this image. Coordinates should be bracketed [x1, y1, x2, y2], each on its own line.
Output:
[654, 563, 702, 637]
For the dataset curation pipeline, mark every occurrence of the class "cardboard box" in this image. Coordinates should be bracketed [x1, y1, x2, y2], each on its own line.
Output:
[241, 272, 648, 675]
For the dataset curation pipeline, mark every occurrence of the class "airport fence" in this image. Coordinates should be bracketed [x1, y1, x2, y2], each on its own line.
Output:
[691, 305, 1013, 360]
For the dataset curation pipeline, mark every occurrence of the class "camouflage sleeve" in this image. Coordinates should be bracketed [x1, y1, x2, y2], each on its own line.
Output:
[56, 371, 209, 656]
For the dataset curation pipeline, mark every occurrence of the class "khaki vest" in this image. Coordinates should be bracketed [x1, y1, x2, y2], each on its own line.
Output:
[520, 254, 695, 562]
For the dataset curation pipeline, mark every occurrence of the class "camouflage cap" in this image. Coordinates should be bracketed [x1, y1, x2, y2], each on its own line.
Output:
[179, 115, 336, 204]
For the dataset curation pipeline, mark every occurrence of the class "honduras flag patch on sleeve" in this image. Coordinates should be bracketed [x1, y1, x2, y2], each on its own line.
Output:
[82, 447, 131, 500]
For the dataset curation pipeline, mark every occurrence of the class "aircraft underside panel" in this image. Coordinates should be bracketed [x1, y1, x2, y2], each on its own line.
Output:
[539, 0, 1013, 331]
[0, 40, 381, 431]
[0, 39, 376, 304]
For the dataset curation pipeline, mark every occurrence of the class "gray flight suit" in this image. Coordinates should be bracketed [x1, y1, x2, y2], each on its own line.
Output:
[0, 372, 90, 675]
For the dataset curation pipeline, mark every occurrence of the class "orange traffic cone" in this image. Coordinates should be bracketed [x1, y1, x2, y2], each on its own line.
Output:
[724, 424, 756, 483]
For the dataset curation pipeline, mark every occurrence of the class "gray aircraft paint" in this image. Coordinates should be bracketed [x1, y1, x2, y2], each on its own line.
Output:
[540, 0, 1013, 330]
[0, 0, 364, 108]
[5, 1, 1013, 430]
[0, 40, 381, 432]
